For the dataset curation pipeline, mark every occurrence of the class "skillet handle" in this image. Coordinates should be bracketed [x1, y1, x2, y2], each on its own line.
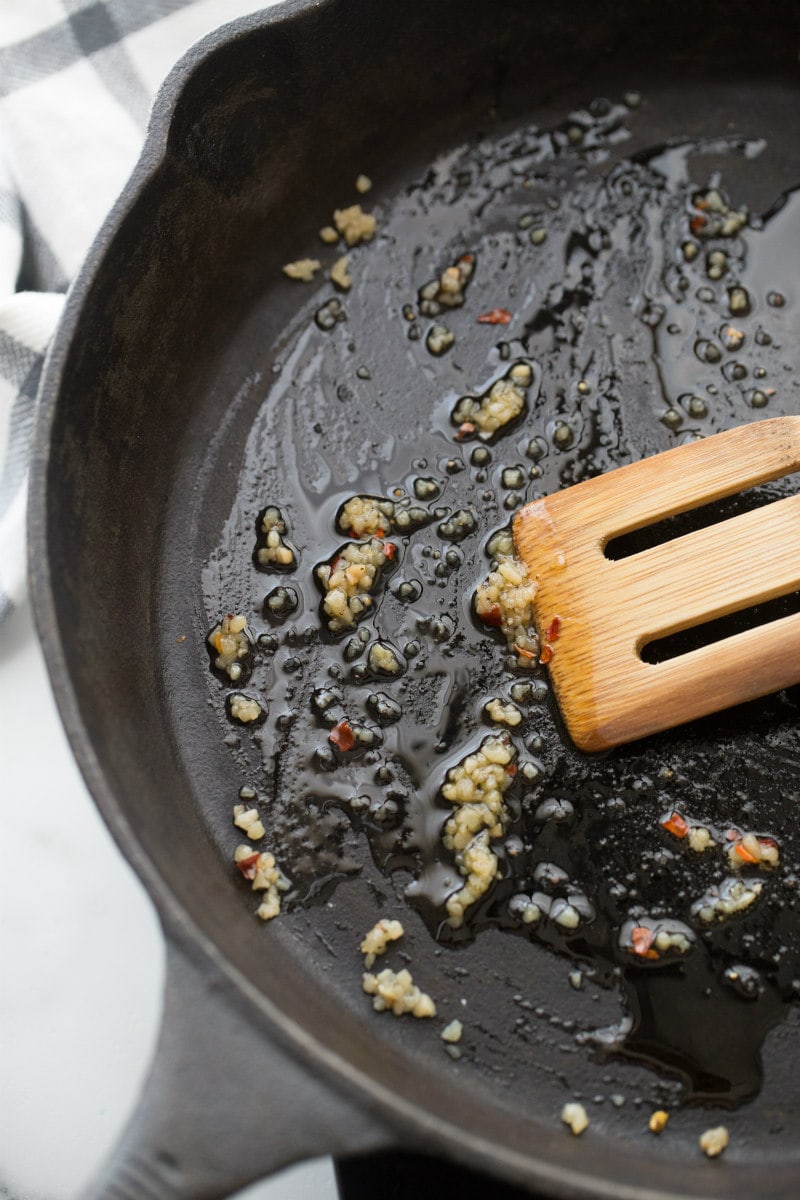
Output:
[81, 931, 392, 1200]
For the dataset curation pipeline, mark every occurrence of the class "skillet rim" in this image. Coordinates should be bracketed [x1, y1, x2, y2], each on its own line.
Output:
[26, 2, 800, 1196]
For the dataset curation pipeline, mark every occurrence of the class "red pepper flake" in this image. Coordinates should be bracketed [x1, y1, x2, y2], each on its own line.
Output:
[456, 421, 476, 441]
[236, 852, 261, 880]
[545, 615, 561, 642]
[661, 811, 688, 839]
[329, 719, 355, 752]
[477, 307, 512, 325]
[383, 541, 397, 559]
[630, 926, 659, 959]
[481, 603, 503, 628]
[330, 554, 340, 572]
[514, 642, 536, 659]
[539, 643, 554, 665]
[505, 763, 518, 777]
[734, 841, 760, 865]
[459, 253, 475, 265]
[690, 213, 707, 235]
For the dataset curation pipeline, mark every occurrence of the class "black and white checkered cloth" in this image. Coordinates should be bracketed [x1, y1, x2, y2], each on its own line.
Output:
[0, 0, 273, 623]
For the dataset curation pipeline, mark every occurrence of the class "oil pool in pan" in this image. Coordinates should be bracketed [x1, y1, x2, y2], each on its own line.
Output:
[203, 93, 800, 1115]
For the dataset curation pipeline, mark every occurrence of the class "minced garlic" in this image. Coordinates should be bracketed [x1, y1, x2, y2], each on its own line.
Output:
[442, 734, 519, 927]
[509, 894, 543, 925]
[699, 1125, 729, 1157]
[477, 557, 537, 651]
[362, 967, 436, 1018]
[441, 1019, 463, 1043]
[561, 1102, 589, 1135]
[475, 555, 537, 647]
[338, 495, 395, 538]
[426, 324, 455, 356]
[282, 257, 321, 281]
[229, 694, 263, 724]
[234, 845, 290, 922]
[208, 613, 250, 682]
[316, 538, 389, 633]
[453, 363, 533, 440]
[367, 641, 403, 676]
[256, 893, 282, 921]
[442, 733, 515, 851]
[233, 805, 265, 840]
[727, 830, 780, 870]
[690, 186, 747, 239]
[687, 825, 715, 853]
[446, 830, 499, 929]
[653, 927, 692, 954]
[551, 899, 582, 930]
[333, 204, 376, 246]
[331, 255, 352, 291]
[418, 254, 475, 316]
[360, 918, 404, 968]
[692, 876, 763, 924]
[487, 528, 514, 558]
[476, 379, 525, 434]
[485, 697, 524, 727]
[257, 507, 296, 569]
[336, 493, 430, 539]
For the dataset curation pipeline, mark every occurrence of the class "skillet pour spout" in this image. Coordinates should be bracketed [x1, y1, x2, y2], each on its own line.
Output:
[29, 0, 800, 1196]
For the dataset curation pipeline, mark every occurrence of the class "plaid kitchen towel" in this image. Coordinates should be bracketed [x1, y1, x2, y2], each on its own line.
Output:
[0, 0, 276, 624]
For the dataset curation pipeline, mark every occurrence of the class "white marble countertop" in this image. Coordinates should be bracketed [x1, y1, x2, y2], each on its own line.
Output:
[0, 601, 336, 1200]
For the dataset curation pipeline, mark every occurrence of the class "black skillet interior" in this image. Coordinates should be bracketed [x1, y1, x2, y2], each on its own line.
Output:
[33, 0, 800, 1195]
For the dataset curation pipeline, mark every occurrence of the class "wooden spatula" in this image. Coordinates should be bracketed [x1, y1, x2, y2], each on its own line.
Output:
[512, 417, 800, 752]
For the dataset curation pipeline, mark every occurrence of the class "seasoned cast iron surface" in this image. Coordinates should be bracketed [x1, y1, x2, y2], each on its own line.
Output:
[198, 78, 800, 1149]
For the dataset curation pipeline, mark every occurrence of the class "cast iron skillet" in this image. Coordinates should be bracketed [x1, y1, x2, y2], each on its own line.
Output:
[28, 1, 800, 1197]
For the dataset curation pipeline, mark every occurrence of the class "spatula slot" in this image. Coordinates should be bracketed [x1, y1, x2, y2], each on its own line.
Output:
[640, 588, 800, 664]
[605, 475, 800, 561]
